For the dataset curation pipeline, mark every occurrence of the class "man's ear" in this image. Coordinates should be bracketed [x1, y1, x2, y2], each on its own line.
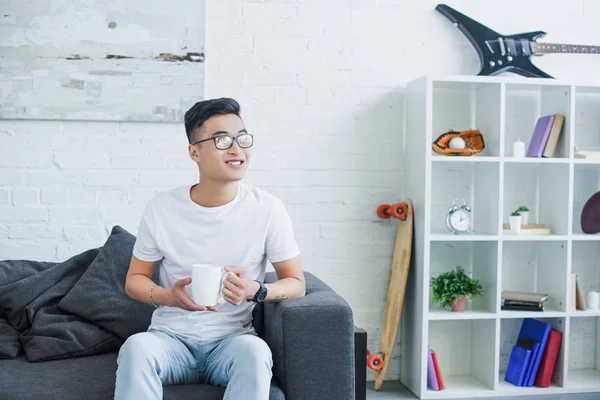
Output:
[188, 144, 200, 162]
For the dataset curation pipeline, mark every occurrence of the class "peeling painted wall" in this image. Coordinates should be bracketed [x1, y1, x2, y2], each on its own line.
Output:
[0, 0, 205, 121]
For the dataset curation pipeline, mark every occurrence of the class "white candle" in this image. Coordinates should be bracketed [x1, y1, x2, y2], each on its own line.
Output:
[587, 291, 599, 309]
[513, 138, 525, 157]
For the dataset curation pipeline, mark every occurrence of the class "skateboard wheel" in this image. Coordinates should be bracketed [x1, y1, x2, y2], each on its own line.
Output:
[377, 204, 392, 219]
[367, 352, 384, 371]
[391, 203, 407, 219]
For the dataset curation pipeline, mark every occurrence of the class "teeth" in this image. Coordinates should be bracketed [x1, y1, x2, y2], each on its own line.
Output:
[227, 161, 242, 166]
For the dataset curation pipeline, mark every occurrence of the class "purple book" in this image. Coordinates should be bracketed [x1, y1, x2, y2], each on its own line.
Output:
[427, 346, 439, 390]
[526, 115, 555, 157]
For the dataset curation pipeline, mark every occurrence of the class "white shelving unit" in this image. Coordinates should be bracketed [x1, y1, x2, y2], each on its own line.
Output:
[400, 75, 600, 399]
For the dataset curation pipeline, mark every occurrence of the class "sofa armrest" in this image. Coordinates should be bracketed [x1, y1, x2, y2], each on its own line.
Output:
[263, 271, 354, 400]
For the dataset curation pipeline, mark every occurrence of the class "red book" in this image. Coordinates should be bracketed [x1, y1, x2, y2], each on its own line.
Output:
[534, 329, 563, 387]
[431, 350, 445, 390]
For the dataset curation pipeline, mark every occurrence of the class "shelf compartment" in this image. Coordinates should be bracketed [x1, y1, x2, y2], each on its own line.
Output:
[429, 241, 497, 316]
[501, 241, 568, 314]
[567, 317, 600, 389]
[431, 81, 501, 157]
[498, 317, 566, 392]
[426, 320, 496, 397]
[430, 161, 499, 236]
[502, 162, 570, 236]
[573, 164, 600, 235]
[574, 86, 600, 153]
[571, 240, 600, 295]
[504, 83, 571, 159]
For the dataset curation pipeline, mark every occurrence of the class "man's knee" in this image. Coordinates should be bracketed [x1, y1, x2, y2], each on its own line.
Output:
[232, 335, 273, 371]
[117, 332, 156, 368]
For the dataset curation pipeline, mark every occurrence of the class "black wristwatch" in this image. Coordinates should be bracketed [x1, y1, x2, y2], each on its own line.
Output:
[252, 280, 268, 303]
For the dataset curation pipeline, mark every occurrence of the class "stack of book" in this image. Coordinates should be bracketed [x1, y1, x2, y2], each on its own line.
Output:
[501, 291, 548, 312]
[505, 318, 563, 387]
[574, 146, 600, 159]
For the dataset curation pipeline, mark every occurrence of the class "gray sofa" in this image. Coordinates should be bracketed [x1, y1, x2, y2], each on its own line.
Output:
[0, 226, 355, 400]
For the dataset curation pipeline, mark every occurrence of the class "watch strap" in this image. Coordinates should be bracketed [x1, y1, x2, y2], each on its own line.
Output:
[252, 280, 266, 302]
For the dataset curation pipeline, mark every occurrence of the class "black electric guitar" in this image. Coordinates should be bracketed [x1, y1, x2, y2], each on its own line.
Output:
[436, 3, 600, 78]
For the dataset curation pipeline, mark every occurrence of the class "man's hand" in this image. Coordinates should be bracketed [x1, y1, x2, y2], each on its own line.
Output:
[162, 278, 219, 312]
[222, 266, 259, 306]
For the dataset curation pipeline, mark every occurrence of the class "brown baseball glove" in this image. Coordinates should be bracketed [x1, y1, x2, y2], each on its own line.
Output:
[431, 129, 485, 156]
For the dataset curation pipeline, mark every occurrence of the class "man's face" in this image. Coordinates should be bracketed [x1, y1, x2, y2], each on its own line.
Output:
[188, 114, 252, 183]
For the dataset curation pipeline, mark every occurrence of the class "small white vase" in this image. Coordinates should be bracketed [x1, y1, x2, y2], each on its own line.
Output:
[520, 211, 529, 225]
[509, 215, 522, 233]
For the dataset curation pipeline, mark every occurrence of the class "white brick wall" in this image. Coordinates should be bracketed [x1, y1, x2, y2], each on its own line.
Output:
[204, 0, 600, 382]
[3, 0, 600, 383]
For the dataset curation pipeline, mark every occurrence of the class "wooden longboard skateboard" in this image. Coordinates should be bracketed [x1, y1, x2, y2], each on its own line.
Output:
[367, 199, 414, 391]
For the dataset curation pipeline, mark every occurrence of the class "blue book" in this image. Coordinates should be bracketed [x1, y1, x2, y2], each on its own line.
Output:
[515, 336, 537, 386]
[518, 318, 552, 386]
[505, 345, 532, 386]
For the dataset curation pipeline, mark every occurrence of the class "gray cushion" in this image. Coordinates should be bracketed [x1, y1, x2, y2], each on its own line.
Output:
[58, 225, 160, 339]
[0, 248, 123, 362]
[0, 353, 285, 400]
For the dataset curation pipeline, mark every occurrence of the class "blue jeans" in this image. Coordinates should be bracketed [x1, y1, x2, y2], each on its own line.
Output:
[114, 328, 273, 400]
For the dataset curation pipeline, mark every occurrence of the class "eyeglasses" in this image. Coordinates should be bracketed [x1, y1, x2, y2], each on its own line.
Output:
[191, 133, 254, 150]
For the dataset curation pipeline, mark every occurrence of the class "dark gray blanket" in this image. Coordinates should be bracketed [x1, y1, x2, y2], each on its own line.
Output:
[0, 225, 158, 363]
[0, 248, 124, 362]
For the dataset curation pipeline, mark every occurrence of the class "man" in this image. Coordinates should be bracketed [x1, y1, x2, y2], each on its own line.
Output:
[114, 98, 305, 400]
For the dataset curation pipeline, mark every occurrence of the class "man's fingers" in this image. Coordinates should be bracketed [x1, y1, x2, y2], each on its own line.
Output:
[176, 277, 192, 287]
[187, 300, 206, 311]
[222, 287, 236, 299]
[224, 266, 244, 275]
[225, 273, 244, 286]
[223, 295, 237, 305]
[206, 306, 219, 312]
[223, 280, 244, 297]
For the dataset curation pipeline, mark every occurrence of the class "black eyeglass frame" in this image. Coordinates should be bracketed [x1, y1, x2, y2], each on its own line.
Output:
[191, 133, 254, 150]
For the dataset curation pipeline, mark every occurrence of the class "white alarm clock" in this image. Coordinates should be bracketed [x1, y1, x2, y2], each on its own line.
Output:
[446, 198, 472, 234]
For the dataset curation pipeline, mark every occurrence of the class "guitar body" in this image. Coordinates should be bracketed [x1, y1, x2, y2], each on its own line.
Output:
[436, 4, 553, 78]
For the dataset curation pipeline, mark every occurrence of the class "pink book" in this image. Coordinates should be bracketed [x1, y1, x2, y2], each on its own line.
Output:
[527, 115, 555, 157]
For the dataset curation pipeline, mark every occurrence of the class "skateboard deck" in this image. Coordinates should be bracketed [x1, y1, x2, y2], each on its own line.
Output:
[367, 199, 414, 391]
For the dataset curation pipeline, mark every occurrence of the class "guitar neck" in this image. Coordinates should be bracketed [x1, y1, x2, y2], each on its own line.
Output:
[530, 42, 600, 54]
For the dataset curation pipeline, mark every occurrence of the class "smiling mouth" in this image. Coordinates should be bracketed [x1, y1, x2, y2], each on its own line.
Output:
[225, 160, 244, 167]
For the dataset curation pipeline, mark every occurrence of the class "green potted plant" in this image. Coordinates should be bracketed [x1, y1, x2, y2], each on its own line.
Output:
[509, 209, 521, 233]
[515, 206, 529, 225]
[430, 266, 483, 312]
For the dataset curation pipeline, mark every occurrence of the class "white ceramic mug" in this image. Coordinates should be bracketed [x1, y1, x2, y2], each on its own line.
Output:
[190, 264, 233, 306]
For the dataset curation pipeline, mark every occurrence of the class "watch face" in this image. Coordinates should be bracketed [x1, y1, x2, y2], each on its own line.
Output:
[257, 288, 267, 302]
[449, 209, 471, 232]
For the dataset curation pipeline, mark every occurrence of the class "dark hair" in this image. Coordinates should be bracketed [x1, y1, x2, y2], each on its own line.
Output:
[184, 98, 241, 143]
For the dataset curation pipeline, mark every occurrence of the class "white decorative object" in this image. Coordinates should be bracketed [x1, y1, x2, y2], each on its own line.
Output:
[449, 136, 466, 149]
[587, 291, 599, 309]
[513, 138, 525, 157]
[520, 211, 529, 225]
[509, 215, 521, 233]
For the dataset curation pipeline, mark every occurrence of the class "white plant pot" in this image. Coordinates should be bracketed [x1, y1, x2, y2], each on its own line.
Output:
[509, 215, 522, 233]
[520, 211, 529, 225]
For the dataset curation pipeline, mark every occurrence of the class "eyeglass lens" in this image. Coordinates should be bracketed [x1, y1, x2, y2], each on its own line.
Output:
[215, 134, 253, 149]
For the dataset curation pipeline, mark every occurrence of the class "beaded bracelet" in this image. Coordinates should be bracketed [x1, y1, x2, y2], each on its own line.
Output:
[149, 284, 163, 308]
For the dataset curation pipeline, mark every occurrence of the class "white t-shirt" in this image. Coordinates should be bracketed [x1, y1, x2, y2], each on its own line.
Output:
[132, 183, 300, 341]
